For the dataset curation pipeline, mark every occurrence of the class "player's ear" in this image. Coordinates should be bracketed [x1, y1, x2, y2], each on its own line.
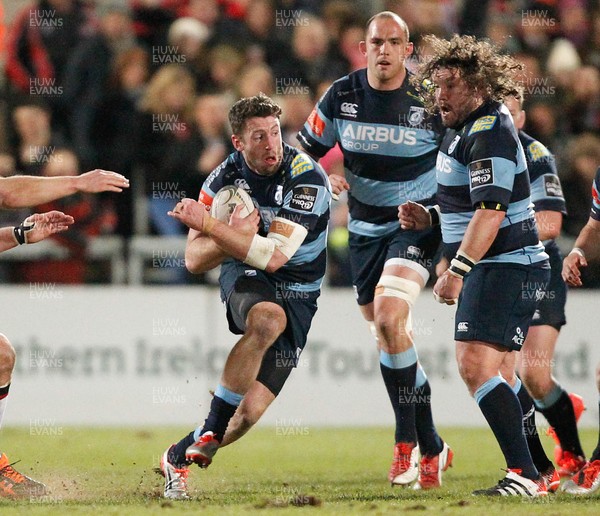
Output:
[359, 40, 367, 56]
[232, 134, 244, 152]
[405, 41, 414, 58]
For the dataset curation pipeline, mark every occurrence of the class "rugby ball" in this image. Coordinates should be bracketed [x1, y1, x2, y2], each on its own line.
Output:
[210, 185, 254, 222]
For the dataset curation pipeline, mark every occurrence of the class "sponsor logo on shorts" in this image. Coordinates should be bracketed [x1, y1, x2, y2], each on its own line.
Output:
[543, 174, 563, 198]
[406, 246, 423, 259]
[457, 322, 468, 332]
[290, 186, 317, 212]
[512, 327, 525, 346]
[469, 159, 494, 189]
[340, 102, 358, 118]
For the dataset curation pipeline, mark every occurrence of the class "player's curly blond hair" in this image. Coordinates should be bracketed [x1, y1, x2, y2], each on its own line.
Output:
[411, 35, 523, 114]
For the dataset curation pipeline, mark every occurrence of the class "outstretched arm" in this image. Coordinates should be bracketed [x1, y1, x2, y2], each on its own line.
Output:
[0, 170, 129, 209]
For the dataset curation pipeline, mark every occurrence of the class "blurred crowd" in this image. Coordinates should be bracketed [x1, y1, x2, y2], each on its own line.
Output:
[0, 0, 599, 285]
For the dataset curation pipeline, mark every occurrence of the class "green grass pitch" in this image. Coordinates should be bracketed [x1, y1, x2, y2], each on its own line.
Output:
[0, 426, 599, 514]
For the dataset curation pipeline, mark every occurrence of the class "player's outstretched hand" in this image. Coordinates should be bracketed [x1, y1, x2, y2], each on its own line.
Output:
[562, 251, 586, 287]
[229, 204, 260, 236]
[328, 174, 349, 197]
[168, 198, 209, 232]
[24, 211, 75, 244]
[399, 201, 431, 230]
[77, 169, 130, 193]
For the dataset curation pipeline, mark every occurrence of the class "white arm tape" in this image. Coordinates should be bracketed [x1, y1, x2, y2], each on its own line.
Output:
[243, 217, 308, 270]
[244, 234, 276, 269]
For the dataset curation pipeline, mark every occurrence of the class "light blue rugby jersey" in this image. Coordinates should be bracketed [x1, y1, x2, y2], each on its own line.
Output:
[436, 101, 548, 266]
[298, 69, 443, 237]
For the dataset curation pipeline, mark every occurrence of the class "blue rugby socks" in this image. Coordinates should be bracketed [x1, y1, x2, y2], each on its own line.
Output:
[535, 386, 584, 457]
[169, 384, 242, 466]
[512, 378, 552, 472]
[476, 376, 538, 479]
[380, 348, 418, 444]
[414, 366, 443, 456]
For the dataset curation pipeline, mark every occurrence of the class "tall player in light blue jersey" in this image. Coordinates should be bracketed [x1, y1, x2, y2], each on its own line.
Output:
[298, 11, 451, 490]
[400, 35, 550, 497]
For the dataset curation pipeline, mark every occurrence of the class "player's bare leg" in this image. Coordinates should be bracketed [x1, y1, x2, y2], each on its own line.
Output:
[220, 381, 275, 447]
[219, 303, 286, 396]
[0, 334, 48, 499]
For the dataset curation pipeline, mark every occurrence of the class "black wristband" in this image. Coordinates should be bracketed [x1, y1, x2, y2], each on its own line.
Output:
[13, 218, 35, 245]
[454, 253, 475, 269]
[448, 265, 466, 278]
[428, 206, 440, 226]
[13, 225, 26, 245]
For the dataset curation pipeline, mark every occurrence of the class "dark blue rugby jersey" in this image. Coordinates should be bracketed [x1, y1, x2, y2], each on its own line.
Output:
[199, 143, 332, 291]
[298, 69, 443, 237]
[436, 101, 547, 265]
[519, 131, 566, 218]
[591, 167, 600, 221]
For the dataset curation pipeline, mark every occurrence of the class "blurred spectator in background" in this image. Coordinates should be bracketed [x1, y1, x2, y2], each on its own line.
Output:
[130, 0, 176, 50]
[236, 62, 274, 98]
[190, 94, 232, 188]
[166, 17, 212, 90]
[205, 44, 245, 95]
[18, 148, 115, 284]
[337, 20, 368, 72]
[562, 133, 600, 238]
[93, 46, 150, 237]
[271, 14, 344, 93]
[5, 0, 95, 134]
[137, 63, 195, 237]
[562, 66, 600, 135]
[62, 3, 135, 169]
[279, 93, 314, 146]
[10, 99, 67, 176]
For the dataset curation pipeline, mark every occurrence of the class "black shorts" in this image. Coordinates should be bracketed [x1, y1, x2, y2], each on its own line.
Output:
[348, 226, 441, 306]
[219, 260, 319, 395]
[455, 262, 550, 350]
[531, 241, 566, 330]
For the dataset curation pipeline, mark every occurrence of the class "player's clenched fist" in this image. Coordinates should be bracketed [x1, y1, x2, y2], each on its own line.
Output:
[398, 201, 432, 231]
[168, 198, 210, 232]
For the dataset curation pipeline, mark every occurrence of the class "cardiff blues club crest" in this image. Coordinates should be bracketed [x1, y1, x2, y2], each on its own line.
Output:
[448, 135, 461, 154]
[408, 106, 425, 126]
